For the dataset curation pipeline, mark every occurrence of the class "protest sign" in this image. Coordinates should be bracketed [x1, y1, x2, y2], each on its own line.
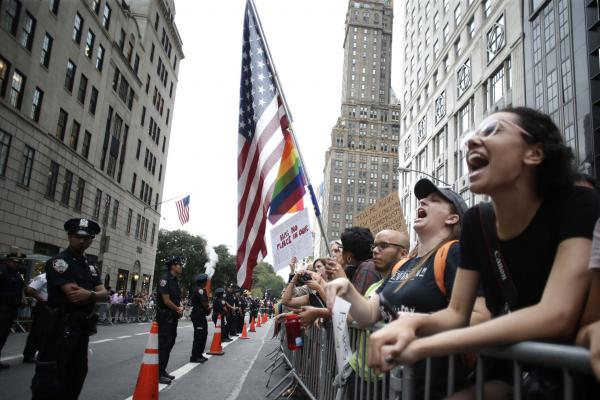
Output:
[353, 192, 408, 235]
[270, 209, 313, 271]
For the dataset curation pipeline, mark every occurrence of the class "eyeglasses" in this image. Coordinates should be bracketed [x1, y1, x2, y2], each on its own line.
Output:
[370, 242, 405, 251]
[461, 118, 534, 148]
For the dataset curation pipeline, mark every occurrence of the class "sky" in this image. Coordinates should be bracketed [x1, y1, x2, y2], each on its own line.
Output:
[161, 0, 403, 270]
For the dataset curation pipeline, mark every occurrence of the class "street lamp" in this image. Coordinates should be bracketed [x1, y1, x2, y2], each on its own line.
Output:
[396, 167, 451, 187]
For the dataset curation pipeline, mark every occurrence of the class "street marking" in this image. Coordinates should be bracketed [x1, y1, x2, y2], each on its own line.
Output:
[135, 332, 149, 336]
[0, 355, 22, 362]
[90, 338, 114, 344]
[177, 325, 192, 329]
[116, 335, 132, 339]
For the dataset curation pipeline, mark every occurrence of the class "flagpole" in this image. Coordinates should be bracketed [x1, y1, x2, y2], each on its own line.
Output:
[144, 194, 188, 211]
[247, 0, 331, 256]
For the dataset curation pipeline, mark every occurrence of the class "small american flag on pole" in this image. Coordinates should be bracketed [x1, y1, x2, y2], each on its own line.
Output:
[175, 195, 190, 225]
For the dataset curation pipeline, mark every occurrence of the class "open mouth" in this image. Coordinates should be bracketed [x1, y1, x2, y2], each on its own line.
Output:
[467, 151, 489, 173]
[417, 208, 427, 219]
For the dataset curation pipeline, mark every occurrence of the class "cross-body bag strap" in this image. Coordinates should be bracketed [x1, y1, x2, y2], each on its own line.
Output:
[478, 202, 519, 313]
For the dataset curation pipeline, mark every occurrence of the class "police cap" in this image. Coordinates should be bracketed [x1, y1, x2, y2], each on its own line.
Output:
[64, 218, 101, 237]
[196, 273, 208, 283]
[166, 256, 183, 268]
[5, 247, 26, 263]
[215, 288, 225, 294]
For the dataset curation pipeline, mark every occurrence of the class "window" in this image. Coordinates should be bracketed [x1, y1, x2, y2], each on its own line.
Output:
[20, 12, 36, 50]
[30, 87, 44, 121]
[433, 127, 447, 158]
[458, 101, 471, 134]
[468, 17, 475, 38]
[433, 12, 439, 30]
[69, 120, 80, 151]
[457, 59, 472, 97]
[77, 74, 87, 103]
[82, 130, 91, 159]
[93, 189, 102, 219]
[84, 30, 95, 58]
[483, 0, 491, 17]
[40, 33, 53, 67]
[56, 108, 68, 140]
[102, 3, 111, 30]
[95, 44, 105, 71]
[131, 172, 137, 193]
[111, 200, 119, 228]
[72, 13, 83, 43]
[74, 177, 85, 211]
[16, 144, 34, 188]
[433, 40, 440, 59]
[118, 29, 125, 51]
[89, 86, 98, 115]
[486, 15, 506, 62]
[48, 0, 59, 15]
[91, 0, 100, 14]
[489, 65, 505, 105]
[435, 91, 446, 122]
[454, 5, 462, 25]
[0, 130, 11, 177]
[443, 24, 449, 43]
[126, 208, 133, 234]
[45, 161, 59, 199]
[9, 70, 25, 109]
[3, 0, 21, 35]
[417, 117, 427, 144]
[65, 60, 76, 91]
[61, 170, 73, 206]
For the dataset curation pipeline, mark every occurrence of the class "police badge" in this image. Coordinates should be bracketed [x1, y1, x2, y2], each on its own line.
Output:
[198, 289, 204, 295]
[89, 265, 98, 277]
[53, 259, 69, 274]
[160, 279, 167, 287]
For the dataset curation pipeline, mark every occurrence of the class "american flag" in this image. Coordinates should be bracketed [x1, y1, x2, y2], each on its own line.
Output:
[237, 1, 286, 289]
[175, 195, 190, 225]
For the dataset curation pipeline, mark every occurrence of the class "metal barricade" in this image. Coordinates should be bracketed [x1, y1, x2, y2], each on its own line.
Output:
[95, 302, 112, 325]
[125, 303, 139, 323]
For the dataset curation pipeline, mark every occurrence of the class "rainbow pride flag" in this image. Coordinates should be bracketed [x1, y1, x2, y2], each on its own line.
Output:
[268, 128, 307, 225]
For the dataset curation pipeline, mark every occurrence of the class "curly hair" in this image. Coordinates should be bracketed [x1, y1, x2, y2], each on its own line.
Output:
[498, 107, 575, 197]
[340, 226, 374, 263]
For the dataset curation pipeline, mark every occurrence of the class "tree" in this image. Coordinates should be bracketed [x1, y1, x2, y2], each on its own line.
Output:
[251, 262, 285, 300]
[211, 244, 237, 290]
[154, 229, 208, 296]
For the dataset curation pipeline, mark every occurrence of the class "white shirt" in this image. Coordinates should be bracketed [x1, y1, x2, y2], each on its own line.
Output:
[28, 273, 48, 302]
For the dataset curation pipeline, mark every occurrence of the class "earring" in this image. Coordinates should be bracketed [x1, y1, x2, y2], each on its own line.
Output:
[347, 257, 351, 263]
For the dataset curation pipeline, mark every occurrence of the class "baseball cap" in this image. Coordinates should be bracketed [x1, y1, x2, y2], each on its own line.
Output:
[414, 178, 468, 218]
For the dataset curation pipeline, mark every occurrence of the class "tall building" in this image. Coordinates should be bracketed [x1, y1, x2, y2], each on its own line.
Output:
[0, 0, 183, 293]
[523, 1, 596, 175]
[398, 0, 524, 237]
[320, 0, 401, 253]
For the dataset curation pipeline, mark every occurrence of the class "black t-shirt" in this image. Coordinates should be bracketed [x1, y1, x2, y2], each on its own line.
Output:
[376, 242, 460, 314]
[46, 248, 102, 314]
[157, 273, 181, 310]
[190, 286, 209, 317]
[460, 186, 600, 316]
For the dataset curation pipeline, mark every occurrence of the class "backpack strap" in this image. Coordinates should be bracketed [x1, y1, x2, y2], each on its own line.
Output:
[434, 240, 459, 298]
[390, 257, 411, 275]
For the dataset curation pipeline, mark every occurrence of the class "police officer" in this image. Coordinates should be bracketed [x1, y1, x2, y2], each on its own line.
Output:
[0, 247, 26, 369]
[212, 288, 231, 342]
[156, 256, 183, 384]
[189, 274, 209, 363]
[31, 218, 107, 399]
[22, 272, 48, 363]
[225, 285, 237, 337]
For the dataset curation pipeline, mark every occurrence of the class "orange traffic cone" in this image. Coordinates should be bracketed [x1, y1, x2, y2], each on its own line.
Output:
[257, 312, 262, 327]
[133, 321, 159, 400]
[249, 316, 256, 332]
[262, 312, 268, 324]
[207, 314, 225, 355]
[240, 321, 249, 339]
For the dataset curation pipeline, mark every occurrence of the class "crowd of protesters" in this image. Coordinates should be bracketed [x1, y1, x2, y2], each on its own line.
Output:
[277, 107, 600, 399]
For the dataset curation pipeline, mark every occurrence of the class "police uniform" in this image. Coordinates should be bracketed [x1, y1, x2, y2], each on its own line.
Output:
[31, 218, 102, 400]
[212, 289, 230, 342]
[225, 289, 236, 337]
[190, 274, 209, 363]
[0, 249, 25, 368]
[156, 257, 182, 380]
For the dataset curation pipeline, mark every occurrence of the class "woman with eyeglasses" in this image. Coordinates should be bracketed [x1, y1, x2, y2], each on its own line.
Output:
[325, 179, 481, 398]
[368, 107, 600, 399]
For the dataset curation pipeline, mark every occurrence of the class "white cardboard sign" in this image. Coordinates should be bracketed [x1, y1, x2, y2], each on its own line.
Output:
[270, 209, 313, 271]
[332, 296, 352, 372]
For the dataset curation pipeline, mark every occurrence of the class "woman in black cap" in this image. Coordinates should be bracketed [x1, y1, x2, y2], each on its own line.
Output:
[368, 107, 600, 399]
[189, 274, 210, 363]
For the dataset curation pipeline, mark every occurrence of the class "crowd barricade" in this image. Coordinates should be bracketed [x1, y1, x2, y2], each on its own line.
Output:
[125, 303, 140, 323]
[14, 301, 34, 333]
[266, 320, 595, 400]
[95, 302, 113, 325]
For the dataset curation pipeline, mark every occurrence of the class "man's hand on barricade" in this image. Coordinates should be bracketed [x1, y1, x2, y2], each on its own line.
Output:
[367, 317, 418, 373]
[324, 258, 346, 281]
[324, 278, 351, 310]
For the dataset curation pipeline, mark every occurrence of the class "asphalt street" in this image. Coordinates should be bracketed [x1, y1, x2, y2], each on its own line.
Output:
[0, 317, 284, 400]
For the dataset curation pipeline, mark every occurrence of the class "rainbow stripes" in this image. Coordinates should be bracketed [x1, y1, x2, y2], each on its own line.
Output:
[268, 129, 306, 224]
